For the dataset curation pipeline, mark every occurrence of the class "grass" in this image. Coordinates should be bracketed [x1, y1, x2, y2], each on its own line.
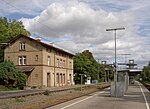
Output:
[74, 87, 82, 91]
[15, 98, 26, 103]
[43, 90, 50, 96]
[0, 85, 19, 91]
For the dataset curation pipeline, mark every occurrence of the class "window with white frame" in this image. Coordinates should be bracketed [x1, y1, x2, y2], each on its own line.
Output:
[60, 59, 62, 68]
[69, 74, 72, 82]
[56, 73, 59, 83]
[69, 61, 72, 68]
[63, 74, 65, 83]
[19, 42, 26, 50]
[48, 56, 50, 66]
[23, 56, 26, 65]
[60, 73, 62, 83]
[19, 56, 22, 65]
[63, 60, 65, 68]
[35, 55, 38, 61]
[56, 58, 59, 67]
[19, 56, 26, 65]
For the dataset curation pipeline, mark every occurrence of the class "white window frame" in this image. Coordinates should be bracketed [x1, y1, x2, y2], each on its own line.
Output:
[63, 74, 65, 83]
[60, 59, 62, 68]
[69, 74, 72, 83]
[56, 58, 59, 67]
[19, 42, 25, 50]
[69, 61, 72, 68]
[23, 56, 26, 65]
[56, 73, 59, 83]
[19, 56, 22, 65]
[19, 56, 26, 65]
[35, 55, 38, 61]
[19, 43, 22, 50]
[60, 73, 63, 83]
[48, 56, 50, 66]
[63, 60, 65, 68]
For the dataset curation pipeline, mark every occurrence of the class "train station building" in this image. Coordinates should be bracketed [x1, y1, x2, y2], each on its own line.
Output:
[3, 34, 74, 88]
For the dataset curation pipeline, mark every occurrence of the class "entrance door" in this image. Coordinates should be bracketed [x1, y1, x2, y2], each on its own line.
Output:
[47, 73, 51, 87]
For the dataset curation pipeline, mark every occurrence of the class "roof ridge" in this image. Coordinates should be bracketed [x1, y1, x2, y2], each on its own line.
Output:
[3, 34, 74, 56]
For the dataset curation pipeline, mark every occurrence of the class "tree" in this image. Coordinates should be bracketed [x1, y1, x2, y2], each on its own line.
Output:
[142, 65, 150, 82]
[0, 60, 27, 89]
[16, 71, 27, 89]
[0, 17, 30, 62]
[0, 60, 17, 86]
[74, 50, 106, 83]
[99, 64, 105, 82]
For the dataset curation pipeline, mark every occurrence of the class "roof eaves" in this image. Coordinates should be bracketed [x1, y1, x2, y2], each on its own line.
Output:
[1, 34, 25, 49]
[39, 41, 75, 56]
[2, 34, 75, 56]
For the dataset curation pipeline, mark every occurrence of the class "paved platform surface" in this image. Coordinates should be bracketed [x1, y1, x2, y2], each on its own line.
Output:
[48, 81, 150, 109]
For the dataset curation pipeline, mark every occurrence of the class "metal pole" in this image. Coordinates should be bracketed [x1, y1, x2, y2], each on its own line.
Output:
[106, 27, 125, 97]
[80, 74, 83, 91]
[81, 74, 83, 85]
[105, 71, 107, 82]
[114, 30, 117, 97]
[97, 59, 100, 81]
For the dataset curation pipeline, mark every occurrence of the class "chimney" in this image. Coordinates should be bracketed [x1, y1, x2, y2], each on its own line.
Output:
[50, 42, 54, 46]
[36, 37, 41, 42]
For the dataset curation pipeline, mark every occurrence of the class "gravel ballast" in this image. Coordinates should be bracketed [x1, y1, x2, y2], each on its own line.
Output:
[0, 84, 110, 109]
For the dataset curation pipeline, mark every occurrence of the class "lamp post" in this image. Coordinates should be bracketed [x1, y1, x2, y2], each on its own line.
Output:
[106, 27, 125, 97]
[101, 61, 107, 82]
[79, 74, 86, 91]
[80, 74, 83, 85]
[97, 59, 101, 82]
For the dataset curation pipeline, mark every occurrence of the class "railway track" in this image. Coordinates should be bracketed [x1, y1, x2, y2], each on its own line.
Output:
[141, 82, 150, 91]
[0, 84, 110, 99]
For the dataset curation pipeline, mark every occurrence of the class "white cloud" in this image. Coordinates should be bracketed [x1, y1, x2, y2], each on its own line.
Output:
[1, 0, 150, 67]
[20, 0, 150, 67]
[21, 1, 133, 40]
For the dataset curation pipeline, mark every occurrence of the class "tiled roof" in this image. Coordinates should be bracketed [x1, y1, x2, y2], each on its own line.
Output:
[3, 34, 74, 56]
[16, 66, 34, 72]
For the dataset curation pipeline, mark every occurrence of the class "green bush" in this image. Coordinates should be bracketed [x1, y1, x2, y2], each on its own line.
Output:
[16, 71, 27, 89]
[0, 60, 27, 89]
[43, 90, 49, 95]
[31, 86, 37, 89]
[74, 87, 81, 91]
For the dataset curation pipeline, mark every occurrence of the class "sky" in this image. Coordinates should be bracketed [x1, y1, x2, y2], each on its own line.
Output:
[1, 0, 150, 68]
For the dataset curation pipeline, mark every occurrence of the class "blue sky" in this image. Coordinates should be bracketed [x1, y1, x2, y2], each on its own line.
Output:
[1, 0, 150, 67]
